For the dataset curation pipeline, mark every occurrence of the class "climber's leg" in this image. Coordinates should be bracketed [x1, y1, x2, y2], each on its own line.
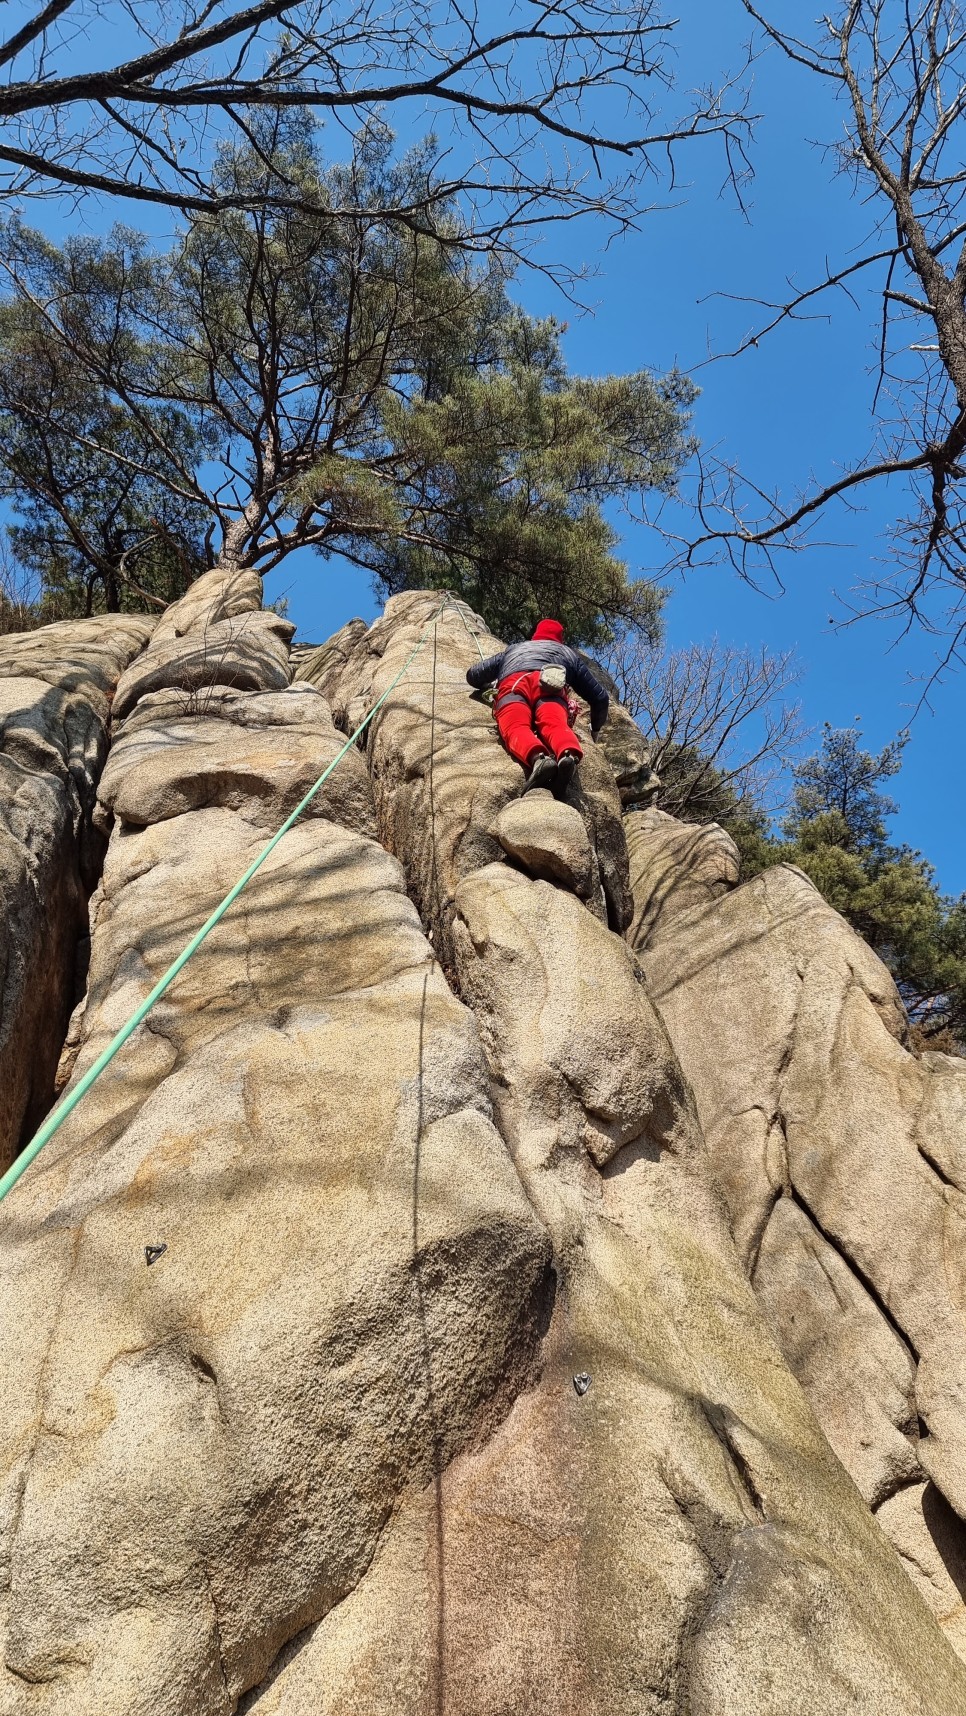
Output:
[495, 696, 545, 770]
[535, 698, 583, 762]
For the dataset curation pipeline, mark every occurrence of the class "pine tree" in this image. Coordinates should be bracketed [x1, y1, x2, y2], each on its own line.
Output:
[0, 114, 692, 645]
[742, 725, 966, 1052]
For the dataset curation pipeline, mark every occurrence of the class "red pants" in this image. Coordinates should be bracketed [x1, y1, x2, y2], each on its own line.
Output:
[494, 672, 583, 769]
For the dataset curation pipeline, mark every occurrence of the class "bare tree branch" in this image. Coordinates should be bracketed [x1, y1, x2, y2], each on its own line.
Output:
[0, 0, 76, 74]
[668, 1, 966, 680]
[601, 629, 807, 820]
[695, 246, 900, 364]
[0, 0, 754, 267]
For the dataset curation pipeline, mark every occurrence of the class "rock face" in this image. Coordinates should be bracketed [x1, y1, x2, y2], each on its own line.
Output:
[1, 586, 966, 1714]
[0, 615, 153, 1167]
[0, 575, 549, 1716]
[294, 595, 633, 937]
[626, 806, 741, 944]
[628, 818, 966, 1657]
[97, 683, 376, 840]
[111, 608, 294, 721]
[258, 593, 966, 1714]
[492, 793, 596, 899]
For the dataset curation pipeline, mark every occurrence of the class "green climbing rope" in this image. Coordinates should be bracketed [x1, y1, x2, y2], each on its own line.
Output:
[447, 597, 489, 664]
[0, 594, 470, 1206]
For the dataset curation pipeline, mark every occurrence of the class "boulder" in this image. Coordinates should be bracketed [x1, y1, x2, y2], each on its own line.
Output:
[293, 616, 370, 713]
[454, 863, 692, 1172]
[97, 684, 375, 838]
[626, 807, 740, 943]
[493, 793, 596, 898]
[149, 566, 263, 646]
[0, 614, 154, 700]
[0, 615, 153, 1167]
[629, 835, 966, 1655]
[112, 610, 293, 722]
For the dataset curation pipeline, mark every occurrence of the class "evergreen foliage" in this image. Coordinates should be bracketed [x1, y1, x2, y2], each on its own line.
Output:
[785, 724, 907, 856]
[736, 724, 966, 1052]
[0, 115, 692, 644]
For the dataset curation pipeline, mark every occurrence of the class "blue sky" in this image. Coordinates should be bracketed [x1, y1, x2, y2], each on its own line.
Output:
[6, 3, 964, 890]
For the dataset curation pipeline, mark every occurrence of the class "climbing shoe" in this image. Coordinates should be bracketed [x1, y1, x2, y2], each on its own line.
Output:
[553, 751, 580, 795]
[523, 752, 558, 793]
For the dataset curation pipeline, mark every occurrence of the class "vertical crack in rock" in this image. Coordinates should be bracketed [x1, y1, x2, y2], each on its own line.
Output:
[745, 1183, 783, 1279]
[202, 1564, 233, 1716]
[627, 828, 966, 1668]
[0, 616, 156, 1168]
[909, 1051, 966, 1195]
[696, 1400, 767, 1521]
[917, 1141, 960, 1192]
[782, 1184, 922, 1368]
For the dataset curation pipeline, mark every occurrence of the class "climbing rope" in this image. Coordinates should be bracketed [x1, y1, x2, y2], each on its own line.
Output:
[445, 597, 489, 664]
[0, 593, 485, 1205]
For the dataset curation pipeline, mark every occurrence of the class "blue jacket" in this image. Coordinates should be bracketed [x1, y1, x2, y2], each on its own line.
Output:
[466, 639, 610, 731]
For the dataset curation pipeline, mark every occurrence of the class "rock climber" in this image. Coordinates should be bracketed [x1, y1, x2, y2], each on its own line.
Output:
[466, 618, 610, 793]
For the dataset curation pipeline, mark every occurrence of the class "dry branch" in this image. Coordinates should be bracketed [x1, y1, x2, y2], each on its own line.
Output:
[0, 0, 754, 272]
[669, 1, 966, 680]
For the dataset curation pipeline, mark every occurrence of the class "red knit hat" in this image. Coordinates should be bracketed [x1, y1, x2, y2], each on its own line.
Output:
[533, 618, 565, 643]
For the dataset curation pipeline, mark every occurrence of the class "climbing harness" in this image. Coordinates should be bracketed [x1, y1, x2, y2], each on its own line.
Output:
[493, 667, 579, 727]
[0, 594, 486, 1206]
